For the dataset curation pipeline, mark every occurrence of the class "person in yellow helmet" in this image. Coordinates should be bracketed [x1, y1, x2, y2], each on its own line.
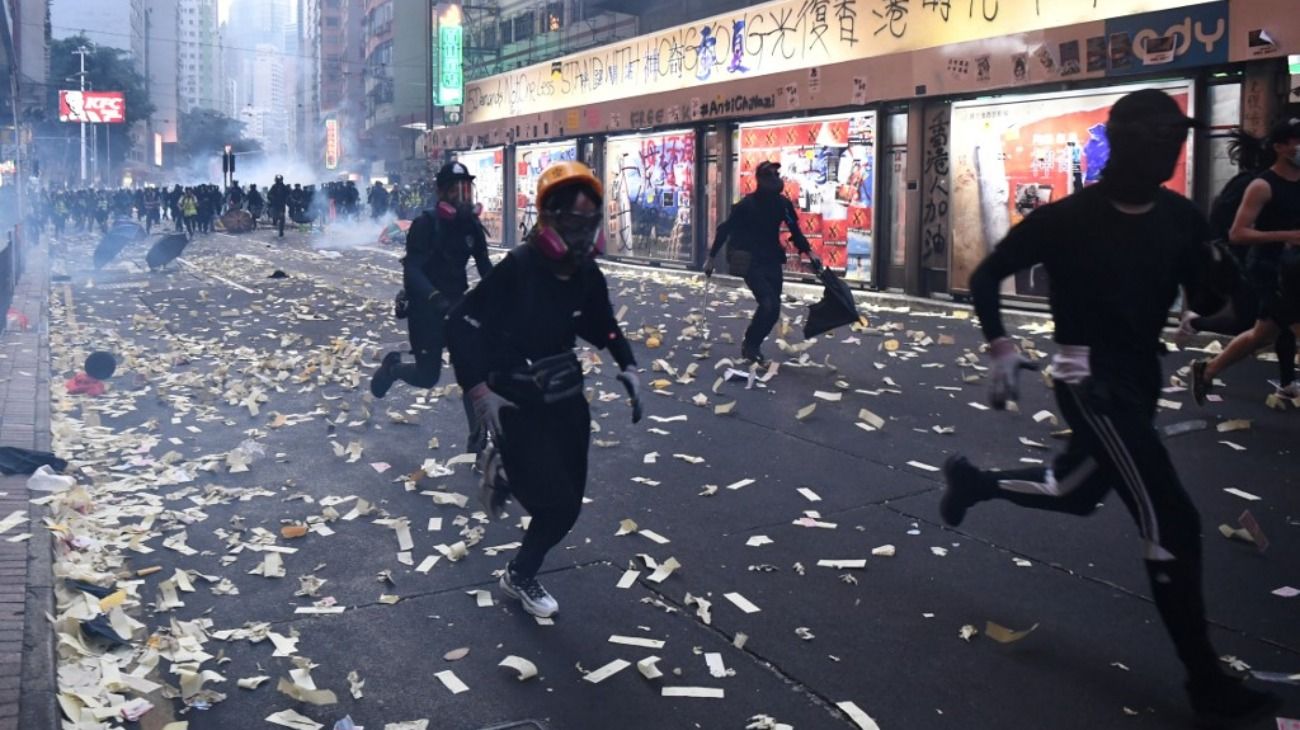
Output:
[446, 160, 641, 619]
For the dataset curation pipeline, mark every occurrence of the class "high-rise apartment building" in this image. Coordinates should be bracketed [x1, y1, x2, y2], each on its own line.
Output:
[176, 0, 222, 111]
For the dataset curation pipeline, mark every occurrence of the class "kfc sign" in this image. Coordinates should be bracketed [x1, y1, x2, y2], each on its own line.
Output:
[59, 90, 126, 123]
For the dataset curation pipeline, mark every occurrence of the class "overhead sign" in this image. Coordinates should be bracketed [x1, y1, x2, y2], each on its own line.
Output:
[462, 0, 1216, 124]
[59, 90, 126, 123]
[324, 118, 340, 170]
[438, 4, 464, 107]
[1103, 1, 1227, 75]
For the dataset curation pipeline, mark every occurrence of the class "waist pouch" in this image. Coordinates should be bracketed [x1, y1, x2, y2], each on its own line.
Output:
[489, 352, 584, 406]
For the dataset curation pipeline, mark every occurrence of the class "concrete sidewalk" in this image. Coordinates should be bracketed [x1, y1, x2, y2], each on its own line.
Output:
[0, 242, 55, 730]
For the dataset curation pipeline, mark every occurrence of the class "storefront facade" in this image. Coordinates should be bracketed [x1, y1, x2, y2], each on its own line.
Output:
[429, 0, 1299, 298]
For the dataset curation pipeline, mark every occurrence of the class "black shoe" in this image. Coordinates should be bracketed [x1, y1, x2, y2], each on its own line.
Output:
[940, 455, 986, 527]
[369, 352, 401, 398]
[1187, 675, 1281, 728]
[1191, 359, 1212, 406]
[741, 345, 770, 367]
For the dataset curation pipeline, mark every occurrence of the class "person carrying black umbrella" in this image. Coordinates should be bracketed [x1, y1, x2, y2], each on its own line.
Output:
[704, 161, 820, 365]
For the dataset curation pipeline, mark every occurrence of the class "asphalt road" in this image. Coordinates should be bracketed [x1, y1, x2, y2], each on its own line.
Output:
[42, 219, 1299, 730]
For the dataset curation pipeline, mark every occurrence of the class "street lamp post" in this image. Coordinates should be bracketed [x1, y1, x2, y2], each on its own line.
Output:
[73, 46, 89, 183]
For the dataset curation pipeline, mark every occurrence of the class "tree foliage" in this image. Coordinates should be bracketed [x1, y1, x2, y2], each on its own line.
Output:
[41, 36, 154, 178]
[175, 108, 263, 169]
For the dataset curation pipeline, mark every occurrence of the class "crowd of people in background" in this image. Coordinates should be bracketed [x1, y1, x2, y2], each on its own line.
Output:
[30, 177, 441, 241]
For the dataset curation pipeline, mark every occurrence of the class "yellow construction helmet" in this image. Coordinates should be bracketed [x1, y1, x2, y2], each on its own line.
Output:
[535, 161, 603, 211]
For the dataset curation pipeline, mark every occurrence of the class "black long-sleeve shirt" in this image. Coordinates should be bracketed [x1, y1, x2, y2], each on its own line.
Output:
[709, 191, 811, 264]
[447, 245, 635, 391]
[402, 211, 493, 304]
[971, 185, 1217, 359]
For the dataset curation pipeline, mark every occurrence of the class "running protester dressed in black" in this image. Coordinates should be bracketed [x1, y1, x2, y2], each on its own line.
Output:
[940, 90, 1279, 727]
[370, 162, 493, 453]
[704, 160, 822, 366]
[447, 161, 641, 619]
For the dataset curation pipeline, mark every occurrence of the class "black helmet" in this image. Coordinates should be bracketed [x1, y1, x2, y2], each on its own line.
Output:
[275, 175, 284, 182]
[435, 161, 476, 189]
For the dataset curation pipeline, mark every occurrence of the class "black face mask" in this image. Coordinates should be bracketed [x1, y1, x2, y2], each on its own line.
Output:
[756, 175, 783, 195]
[1099, 129, 1185, 205]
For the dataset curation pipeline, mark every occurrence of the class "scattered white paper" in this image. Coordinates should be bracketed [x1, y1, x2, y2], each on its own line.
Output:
[662, 686, 724, 699]
[836, 701, 882, 730]
[434, 670, 469, 694]
[724, 592, 761, 614]
[583, 659, 631, 684]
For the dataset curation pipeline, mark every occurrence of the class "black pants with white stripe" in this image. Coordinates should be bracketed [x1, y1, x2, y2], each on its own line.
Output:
[975, 357, 1220, 683]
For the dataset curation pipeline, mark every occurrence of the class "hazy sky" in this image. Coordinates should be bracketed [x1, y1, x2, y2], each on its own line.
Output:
[219, 0, 296, 25]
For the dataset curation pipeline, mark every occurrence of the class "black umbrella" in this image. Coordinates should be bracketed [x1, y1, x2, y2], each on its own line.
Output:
[804, 264, 860, 338]
[85, 351, 117, 380]
[146, 234, 190, 270]
[92, 233, 130, 270]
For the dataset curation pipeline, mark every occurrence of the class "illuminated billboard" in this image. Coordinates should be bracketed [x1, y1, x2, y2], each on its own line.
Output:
[59, 91, 126, 123]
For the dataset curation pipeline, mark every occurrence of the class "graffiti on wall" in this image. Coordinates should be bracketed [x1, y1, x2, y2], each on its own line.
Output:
[464, 0, 1206, 123]
[604, 132, 696, 264]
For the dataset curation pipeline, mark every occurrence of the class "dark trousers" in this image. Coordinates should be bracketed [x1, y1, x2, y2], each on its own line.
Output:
[972, 365, 1219, 683]
[388, 298, 485, 454]
[500, 396, 590, 578]
[743, 263, 784, 350]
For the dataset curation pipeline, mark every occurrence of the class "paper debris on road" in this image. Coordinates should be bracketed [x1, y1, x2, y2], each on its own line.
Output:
[817, 559, 867, 570]
[443, 647, 470, 661]
[836, 701, 882, 730]
[726, 478, 756, 491]
[434, 670, 469, 694]
[466, 590, 495, 608]
[637, 656, 663, 680]
[610, 635, 666, 649]
[871, 545, 896, 557]
[583, 659, 631, 684]
[276, 677, 338, 706]
[959, 624, 978, 642]
[724, 592, 761, 614]
[1223, 488, 1261, 502]
[858, 409, 885, 430]
[1219, 440, 1246, 451]
[746, 535, 774, 547]
[685, 593, 713, 624]
[615, 567, 641, 588]
[647, 557, 682, 583]
[796, 404, 817, 421]
[797, 487, 822, 502]
[908, 460, 940, 472]
[1032, 410, 1058, 425]
[499, 656, 538, 681]
[266, 709, 324, 730]
[1271, 586, 1299, 598]
[347, 671, 364, 699]
[662, 687, 725, 699]
[714, 401, 736, 415]
[1216, 419, 1251, 433]
[705, 652, 731, 678]
[985, 621, 1039, 644]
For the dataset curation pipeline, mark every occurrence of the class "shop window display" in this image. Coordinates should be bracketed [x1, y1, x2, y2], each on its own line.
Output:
[737, 113, 876, 282]
[603, 131, 695, 265]
[949, 83, 1192, 296]
[452, 148, 506, 244]
[516, 141, 578, 238]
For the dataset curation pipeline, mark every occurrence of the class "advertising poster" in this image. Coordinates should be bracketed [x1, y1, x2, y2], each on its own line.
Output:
[515, 141, 577, 239]
[58, 90, 126, 123]
[738, 113, 876, 281]
[452, 147, 505, 243]
[604, 131, 695, 264]
[949, 83, 1192, 296]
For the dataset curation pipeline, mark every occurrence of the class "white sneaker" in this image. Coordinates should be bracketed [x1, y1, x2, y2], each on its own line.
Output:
[499, 567, 558, 618]
[1278, 380, 1300, 399]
